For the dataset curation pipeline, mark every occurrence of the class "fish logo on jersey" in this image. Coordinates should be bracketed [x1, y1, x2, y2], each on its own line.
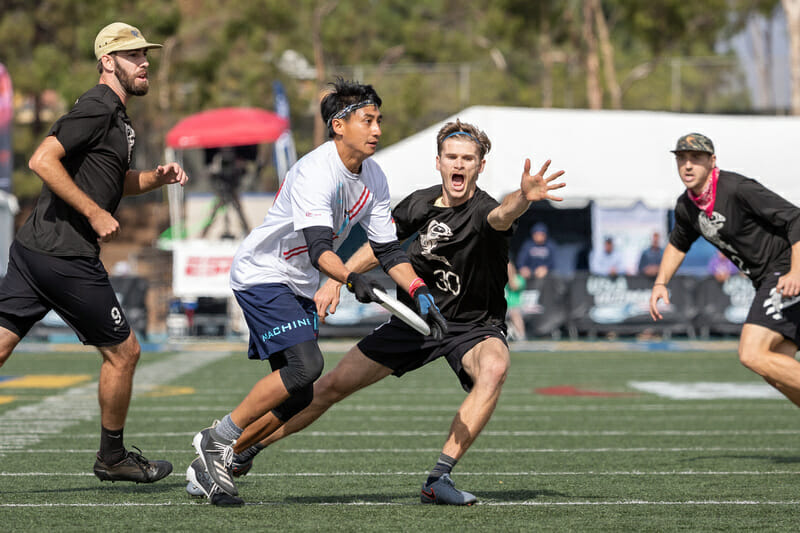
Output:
[124, 122, 135, 164]
[698, 211, 750, 276]
[419, 219, 452, 266]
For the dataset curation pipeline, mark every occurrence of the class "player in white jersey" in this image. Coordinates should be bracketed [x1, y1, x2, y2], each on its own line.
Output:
[230, 140, 396, 299]
[187, 79, 447, 505]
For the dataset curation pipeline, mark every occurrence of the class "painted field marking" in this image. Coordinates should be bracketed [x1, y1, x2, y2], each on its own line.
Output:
[4, 469, 798, 477]
[0, 351, 232, 457]
[1, 446, 797, 454]
[629, 381, 783, 399]
[1, 499, 799, 508]
[0, 375, 91, 389]
[8, 428, 800, 440]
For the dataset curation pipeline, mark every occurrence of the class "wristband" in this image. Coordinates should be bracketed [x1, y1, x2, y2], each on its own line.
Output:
[653, 282, 667, 286]
[408, 277, 426, 297]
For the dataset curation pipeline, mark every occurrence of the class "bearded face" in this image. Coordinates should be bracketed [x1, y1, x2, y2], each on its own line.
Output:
[113, 55, 149, 96]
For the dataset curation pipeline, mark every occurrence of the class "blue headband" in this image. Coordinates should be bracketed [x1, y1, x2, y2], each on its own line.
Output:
[443, 131, 481, 146]
[327, 100, 378, 128]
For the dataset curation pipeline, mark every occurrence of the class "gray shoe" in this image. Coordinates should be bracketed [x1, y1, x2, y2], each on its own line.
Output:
[185, 457, 206, 497]
[186, 458, 244, 507]
[192, 427, 238, 496]
[420, 474, 477, 505]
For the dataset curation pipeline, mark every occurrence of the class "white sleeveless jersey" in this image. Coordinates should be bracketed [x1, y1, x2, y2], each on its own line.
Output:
[230, 141, 397, 299]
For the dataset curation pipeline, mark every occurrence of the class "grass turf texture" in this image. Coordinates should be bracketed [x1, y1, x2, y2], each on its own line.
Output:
[1, 345, 798, 531]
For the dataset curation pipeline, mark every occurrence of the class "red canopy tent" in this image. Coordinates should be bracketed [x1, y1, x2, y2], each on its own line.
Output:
[165, 107, 289, 149]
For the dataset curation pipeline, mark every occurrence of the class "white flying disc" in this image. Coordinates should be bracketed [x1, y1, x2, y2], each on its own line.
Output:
[372, 287, 431, 336]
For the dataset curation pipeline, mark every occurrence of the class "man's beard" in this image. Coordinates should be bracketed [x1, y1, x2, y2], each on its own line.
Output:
[113, 57, 149, 96]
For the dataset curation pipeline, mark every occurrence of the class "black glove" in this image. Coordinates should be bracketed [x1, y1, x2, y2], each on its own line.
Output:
[346, 272, 379, 304]
[413, 285, 448, 341]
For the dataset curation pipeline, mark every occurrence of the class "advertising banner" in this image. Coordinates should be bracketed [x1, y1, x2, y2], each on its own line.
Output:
[172, 240, 239, 297]
[567, 273, 698, 338]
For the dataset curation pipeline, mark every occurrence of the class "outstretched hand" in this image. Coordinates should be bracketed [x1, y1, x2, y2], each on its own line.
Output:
[521, 158, 565, 203]
[156, 162, 189, 187]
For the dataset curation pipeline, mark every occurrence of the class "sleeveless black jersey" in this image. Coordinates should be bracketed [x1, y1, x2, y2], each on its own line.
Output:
[16, 84, 134, 257]
[392, 185, 513, 327]
[670, 170, 800, 287]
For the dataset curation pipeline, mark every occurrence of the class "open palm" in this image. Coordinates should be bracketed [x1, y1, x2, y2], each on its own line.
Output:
[521, 158, 565, 203]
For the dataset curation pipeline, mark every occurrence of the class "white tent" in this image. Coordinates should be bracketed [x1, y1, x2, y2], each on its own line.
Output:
[372, 106, 800, 208]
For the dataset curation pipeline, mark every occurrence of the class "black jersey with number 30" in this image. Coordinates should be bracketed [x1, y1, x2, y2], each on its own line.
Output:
[392, 185, 513, 327]
[670, 170, 800, 287]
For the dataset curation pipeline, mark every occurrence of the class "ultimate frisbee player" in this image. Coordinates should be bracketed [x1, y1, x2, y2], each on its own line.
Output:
[187, 78, 446, 505]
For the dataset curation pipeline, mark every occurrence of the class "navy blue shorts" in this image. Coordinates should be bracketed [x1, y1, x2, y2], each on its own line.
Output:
[0, 241, 130, 346]
[234, 283, 319, 360]
[357, 317, 507, 392]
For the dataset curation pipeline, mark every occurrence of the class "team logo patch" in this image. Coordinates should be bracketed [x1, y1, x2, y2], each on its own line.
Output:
[697, 211, 750, 276]
[419, 220, 452, 266]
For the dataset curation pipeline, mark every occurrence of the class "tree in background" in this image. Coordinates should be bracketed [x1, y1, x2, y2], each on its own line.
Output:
[784, 0, 800, 114]
[2, 0, 799, 201]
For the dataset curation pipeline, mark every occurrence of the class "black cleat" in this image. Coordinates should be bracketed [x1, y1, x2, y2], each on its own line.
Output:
[93, 446, 173, 483]
[231, 455, 254, 478]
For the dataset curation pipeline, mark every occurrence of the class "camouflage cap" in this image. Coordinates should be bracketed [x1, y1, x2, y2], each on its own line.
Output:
[671, 133, 714, 154]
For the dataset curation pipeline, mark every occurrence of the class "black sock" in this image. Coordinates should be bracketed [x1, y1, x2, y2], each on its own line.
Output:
[99, 426, 126, 464]
[426, 453, 457, 486]
[235, 442, 265, 463]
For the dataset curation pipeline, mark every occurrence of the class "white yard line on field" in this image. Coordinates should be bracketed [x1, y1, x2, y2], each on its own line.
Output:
[1, 499, 799, 508]
[12, 428, 800, 439]
[0, 446, 797, 454]
[2, 469, 800, 477]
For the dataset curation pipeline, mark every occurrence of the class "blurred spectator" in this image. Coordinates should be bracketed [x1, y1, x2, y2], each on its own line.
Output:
[590, 236, 625, 276]
[638, 231, 663, 277]
[505, 262, 526, 341]
[516, 222, 556, 280]
[708, 250, 739, 282]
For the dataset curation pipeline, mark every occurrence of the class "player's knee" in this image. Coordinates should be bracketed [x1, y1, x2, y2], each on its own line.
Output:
[272, 385, 314, 421]
[120, 340, 141, 369]
[0, 345, 13, 367]
[738, 344, 763, 373]
[314, 371, 351, 405]
[0, 329, 21, 367]
[102, 335, 141, 372]
[480, 352, 510, 387]
[281, 340, 324, 393]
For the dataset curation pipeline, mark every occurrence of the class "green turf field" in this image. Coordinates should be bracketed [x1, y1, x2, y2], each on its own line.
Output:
[1, 342, 798, 531]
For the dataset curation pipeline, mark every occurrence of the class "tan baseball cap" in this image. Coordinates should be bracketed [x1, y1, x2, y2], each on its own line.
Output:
[94, 22, 162, 60]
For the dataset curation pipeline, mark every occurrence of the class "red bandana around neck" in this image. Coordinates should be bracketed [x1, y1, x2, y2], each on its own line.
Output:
[688, 167, 719, 218]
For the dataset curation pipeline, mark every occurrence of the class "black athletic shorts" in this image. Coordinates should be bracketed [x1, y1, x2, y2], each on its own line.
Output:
[0, 241, 130, 346]
[746, 271, 800, 346]
[357, 316, 508, 392]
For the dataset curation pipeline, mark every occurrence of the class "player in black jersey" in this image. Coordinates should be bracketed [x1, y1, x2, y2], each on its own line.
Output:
[650, 132, 800, 408]
[0, 22, 187, 485]
[212, 120, 565, 505]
